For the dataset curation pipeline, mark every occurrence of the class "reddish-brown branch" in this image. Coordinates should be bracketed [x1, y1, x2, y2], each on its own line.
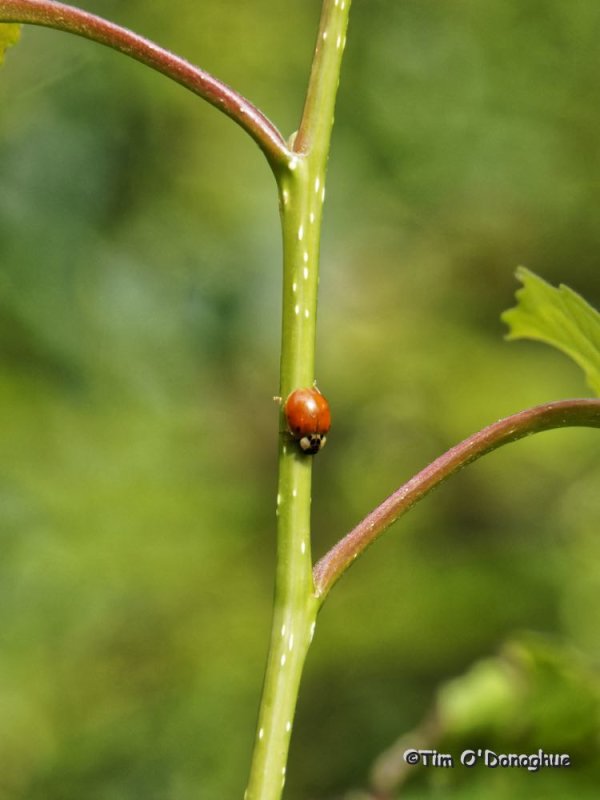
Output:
[0, 0, 290, 173]
[313, 398, 600, 600]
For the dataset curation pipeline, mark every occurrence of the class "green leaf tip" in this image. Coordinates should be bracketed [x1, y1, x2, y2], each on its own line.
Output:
[502, 267, 600, 396]
[0, 23, 21, 65]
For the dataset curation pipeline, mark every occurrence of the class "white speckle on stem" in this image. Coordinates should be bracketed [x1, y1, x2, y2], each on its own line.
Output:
[322, 31, 328, 41]
[310, 621, 316, 641]
[301, 540, 306, 555]
[298, 224, 304, 241]
[286, 721, 292, 733]
[259, 728, 264, 740]
[315, 176, 321, 193]
[288, 634, 294, 651]
[336, 34, 342, 49]
[289, 157, 298, 170]
[321, 186, 326, 203]
[303, 266, 309, 280]
[294, 304, 300, 316]
[309, 211, 315, 224]
[281, 624, 286, 637]
[277, 493, 281, 506]
[303, 251, 309, 263]
[304, 309, 310, 319]
[282, 189, 289, 206]
[292, 488, 298, 498]
[280, 654, 286, 667]
[292, 281, 297, 293]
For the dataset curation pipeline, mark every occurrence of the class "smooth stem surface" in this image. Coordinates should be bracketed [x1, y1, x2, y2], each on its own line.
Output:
[295, 0, 351, 159]
[245, 3, 351, 799]
[0, 0, 290, 172]
[313, 398, 600, 598]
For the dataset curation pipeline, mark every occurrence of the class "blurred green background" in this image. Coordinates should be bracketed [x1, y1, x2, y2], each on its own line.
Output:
[1, 1, 599, 798]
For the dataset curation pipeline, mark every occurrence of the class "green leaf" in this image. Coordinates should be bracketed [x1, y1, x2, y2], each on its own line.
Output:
[502, 267, 600, 396]
[0, 23, 21, 66]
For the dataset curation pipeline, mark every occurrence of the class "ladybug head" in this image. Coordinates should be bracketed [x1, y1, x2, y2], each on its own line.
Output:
[299, 433, 327, 455]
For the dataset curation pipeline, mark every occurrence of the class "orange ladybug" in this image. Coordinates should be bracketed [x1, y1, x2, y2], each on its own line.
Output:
[284, 387, 331, 455]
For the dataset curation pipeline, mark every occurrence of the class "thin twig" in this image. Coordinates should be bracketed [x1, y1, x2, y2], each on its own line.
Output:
[313, 398, 600, 599]
[0, 0, 291, 173]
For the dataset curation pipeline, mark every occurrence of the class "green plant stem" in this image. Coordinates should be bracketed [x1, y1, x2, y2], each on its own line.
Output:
[244, 158, 322, 800]
[313, 398, 600, 599]
[0, 0, 290, 172]
[294, 0, 350, 159]
[245, 3, 351, 799]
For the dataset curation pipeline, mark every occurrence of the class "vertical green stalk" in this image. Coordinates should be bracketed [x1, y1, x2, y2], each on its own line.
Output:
[245, 2, 351, 799]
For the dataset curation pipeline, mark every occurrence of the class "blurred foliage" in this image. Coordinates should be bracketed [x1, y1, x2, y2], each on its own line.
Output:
[361, 635, 600, 799]
[0, 24, 20, 67]
[0, 1, 599, 799]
